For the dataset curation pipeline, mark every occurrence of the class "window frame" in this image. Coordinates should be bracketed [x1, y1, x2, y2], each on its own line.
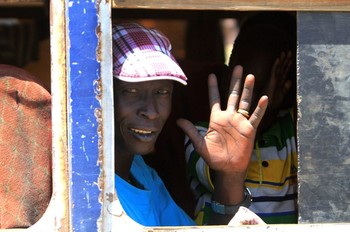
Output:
[2, 0, 350, 231]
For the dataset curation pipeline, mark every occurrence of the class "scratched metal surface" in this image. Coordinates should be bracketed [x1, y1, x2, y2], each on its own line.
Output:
[297, 12, 350, 223]
[67, 1, 102, 231]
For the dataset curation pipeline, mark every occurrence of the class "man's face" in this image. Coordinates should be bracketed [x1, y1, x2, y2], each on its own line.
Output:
[114, 79, 173, 157]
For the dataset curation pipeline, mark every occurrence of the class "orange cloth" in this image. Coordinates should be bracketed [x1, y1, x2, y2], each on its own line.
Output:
[0, 64, 52, 229]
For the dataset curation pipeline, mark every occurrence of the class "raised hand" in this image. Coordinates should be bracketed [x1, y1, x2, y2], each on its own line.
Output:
[177, 65, 268, 176]
[265, 51, 292, 113]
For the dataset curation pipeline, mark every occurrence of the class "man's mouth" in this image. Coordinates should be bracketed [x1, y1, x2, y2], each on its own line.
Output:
[129, 127, 157, 142]
[130, 128, 153, 134]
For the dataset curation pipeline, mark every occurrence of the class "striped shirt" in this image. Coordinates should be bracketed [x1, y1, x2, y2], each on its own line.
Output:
[185, 109, 298, 225]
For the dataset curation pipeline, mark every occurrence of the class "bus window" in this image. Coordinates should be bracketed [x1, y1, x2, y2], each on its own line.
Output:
[111, 8, 300, 226]
[2, 0, 350, 231]
[111, 3, 350, 231]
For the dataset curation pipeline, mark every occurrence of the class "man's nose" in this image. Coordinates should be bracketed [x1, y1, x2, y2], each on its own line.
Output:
[138, 95, 159, 120]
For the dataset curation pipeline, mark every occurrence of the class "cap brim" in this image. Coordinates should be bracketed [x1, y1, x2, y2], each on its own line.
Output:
[114, 51, 187, 85]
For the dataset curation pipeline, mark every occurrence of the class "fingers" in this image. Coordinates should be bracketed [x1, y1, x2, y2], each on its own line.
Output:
[208, 73, 221, 112]
[228, 207, 267, 226]
[226, 65, 243, 112]
[226, 65, 256, 118]
[271, 56, 280, 79]
[281, 51, 292, 77]
[176, 118, 204, 151]
[275, 51, 292, 83]
[249, 95, 268, 129]
[269, 51, 293, 104]
[238, 74, 255, 113]
[282, 79, 292, 96]
[209, 64, 267, 130]
[276, 52, 293, 104]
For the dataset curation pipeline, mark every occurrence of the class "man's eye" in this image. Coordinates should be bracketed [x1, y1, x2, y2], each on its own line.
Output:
[125, 88, 137, 93]
[157, 89, 170, 95]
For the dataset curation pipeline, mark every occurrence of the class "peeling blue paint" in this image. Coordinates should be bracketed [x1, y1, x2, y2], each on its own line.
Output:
[67, 0, 101, 231]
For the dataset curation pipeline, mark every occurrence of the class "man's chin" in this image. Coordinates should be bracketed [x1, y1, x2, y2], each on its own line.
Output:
[132, 145, 155, 156]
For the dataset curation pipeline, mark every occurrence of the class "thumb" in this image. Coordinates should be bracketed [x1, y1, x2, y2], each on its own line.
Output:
[176, 118, 204, 151]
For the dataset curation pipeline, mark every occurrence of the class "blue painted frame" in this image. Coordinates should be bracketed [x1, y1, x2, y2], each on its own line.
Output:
[67, 1, 102, 231]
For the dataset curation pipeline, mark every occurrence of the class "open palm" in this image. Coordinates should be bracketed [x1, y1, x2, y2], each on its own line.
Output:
[177, 65, 268, 176]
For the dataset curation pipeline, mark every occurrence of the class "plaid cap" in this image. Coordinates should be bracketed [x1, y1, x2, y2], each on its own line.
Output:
[112, 23, 187, 85]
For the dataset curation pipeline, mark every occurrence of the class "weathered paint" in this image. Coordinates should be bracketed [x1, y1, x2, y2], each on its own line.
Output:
[297, 12, 350, 223]
[48, 0, 70, 230]
[95, 0, 115, 232]
[67, 0, 103, 231]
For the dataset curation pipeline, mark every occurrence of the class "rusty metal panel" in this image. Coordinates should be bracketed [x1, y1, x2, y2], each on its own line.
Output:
[112, 0, 350, 11]
[47, 0, 70, 231]
[297, 12, 350, 223]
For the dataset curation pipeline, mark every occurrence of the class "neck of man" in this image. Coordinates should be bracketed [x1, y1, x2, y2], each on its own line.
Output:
[115, 148, 134, 182]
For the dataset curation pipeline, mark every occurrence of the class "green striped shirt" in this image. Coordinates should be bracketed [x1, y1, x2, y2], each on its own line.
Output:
[184, 110, 298, 225]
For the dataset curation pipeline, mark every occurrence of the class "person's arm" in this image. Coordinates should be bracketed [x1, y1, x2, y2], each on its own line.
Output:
[207, 170, 247, 224]
[178, 65, 268, 225]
